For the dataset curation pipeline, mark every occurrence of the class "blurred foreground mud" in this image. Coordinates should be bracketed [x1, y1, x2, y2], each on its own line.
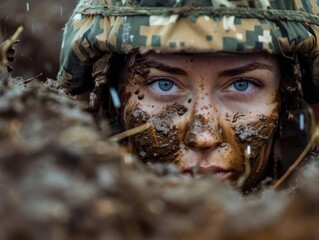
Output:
[0, 0, 77, 79]
[1, 2, 319, 239]
[0, 71, 319, 239]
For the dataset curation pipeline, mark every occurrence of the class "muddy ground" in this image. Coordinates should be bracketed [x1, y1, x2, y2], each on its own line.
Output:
[1, 1, 319, 239]
[0, 0, 77, 80]
[0, 70, 319, 239]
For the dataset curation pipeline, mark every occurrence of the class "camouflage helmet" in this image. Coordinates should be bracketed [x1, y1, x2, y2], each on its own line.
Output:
[58, 0, 319, 103]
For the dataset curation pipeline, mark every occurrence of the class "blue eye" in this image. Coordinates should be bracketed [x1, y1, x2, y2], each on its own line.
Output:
[233, 80, 249, 91]
[148, 79, 179, 93]
[158, 80, 174, 91]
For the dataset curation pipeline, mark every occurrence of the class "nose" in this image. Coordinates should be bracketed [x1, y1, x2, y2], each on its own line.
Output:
[183, 109, 222, 150]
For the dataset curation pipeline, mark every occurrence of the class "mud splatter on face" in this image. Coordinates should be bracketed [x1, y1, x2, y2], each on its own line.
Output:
[138, 94, 144, 100]
[232, 109, 279, 191]
[183, 113, 221, 147]
[125, 104, 189, 164]
[118, 52, 282, 192]
[128, 54, 151, 80]
[232, 113, 245, 123]
[119, 55, 186, 164]
[134, 89, 140, 95]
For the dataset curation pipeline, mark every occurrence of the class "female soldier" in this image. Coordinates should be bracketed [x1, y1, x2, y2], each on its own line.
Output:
[58, 0, 319, 192]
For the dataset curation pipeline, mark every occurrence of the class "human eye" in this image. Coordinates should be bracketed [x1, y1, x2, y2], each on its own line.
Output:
[224, 78, 262, 99]
[148, 78, 180, 94]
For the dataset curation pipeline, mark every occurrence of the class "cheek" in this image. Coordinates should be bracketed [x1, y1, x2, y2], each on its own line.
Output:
[120, 84, 149, 125]
[229, 104, 280, 188]
[233, 114, 278, 164]
[124, 104, 188, 164]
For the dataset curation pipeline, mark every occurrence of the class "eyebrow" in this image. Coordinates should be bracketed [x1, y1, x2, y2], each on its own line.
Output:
[218, 62, 273, 78]
[147, 60, 188, 76]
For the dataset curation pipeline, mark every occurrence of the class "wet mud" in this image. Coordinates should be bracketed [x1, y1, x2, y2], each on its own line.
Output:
[0, 0, 77, 79]
[120, 54, 193, 164]
[183, 113, 222, 147]
[122, 54, 280, 188]
[125, 105, 182, 164]
[231, 111, 279, 190]
[1, 70, 319, 239]
[2, 1, 319, 239]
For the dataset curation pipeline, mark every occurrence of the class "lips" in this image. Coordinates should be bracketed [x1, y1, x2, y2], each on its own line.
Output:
[182, 165, 234, 180]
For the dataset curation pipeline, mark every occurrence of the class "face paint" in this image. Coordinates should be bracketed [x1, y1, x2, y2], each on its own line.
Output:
[119, 52, 281, 189]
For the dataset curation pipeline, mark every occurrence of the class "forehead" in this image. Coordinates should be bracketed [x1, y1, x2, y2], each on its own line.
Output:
[132, 52, 279, 67]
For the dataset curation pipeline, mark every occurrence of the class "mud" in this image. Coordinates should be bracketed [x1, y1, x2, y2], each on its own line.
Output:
[122, 54, 282, 190]
[2, 2, 319, 239]
[1, 70, 319, 239]
[127, 107, 150, 124]
[0, 0, 77, 79]
[134, 89, 140, 95]
[166, 103, 188, 116]
[138, 94, 144, 100]
[120, 54, 193, 164]
[232, 113, 245, 123]
[232, 111, 279, 191]
[1, 44, 319, 239]
[183, 113, 221, 147]
[128, 54, 151, 79]
[125, 105, 181, 164]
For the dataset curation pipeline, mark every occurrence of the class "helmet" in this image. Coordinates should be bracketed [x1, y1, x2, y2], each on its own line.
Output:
[58, 0, 319, 104]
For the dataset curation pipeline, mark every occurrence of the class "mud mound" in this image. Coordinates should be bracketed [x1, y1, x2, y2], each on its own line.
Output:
[0, 0, 77, 79]
[0, 72, 318, 239]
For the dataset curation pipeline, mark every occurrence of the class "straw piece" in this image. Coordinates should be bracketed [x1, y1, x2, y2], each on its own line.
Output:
[110, 123, 153, 142]
[150, 125, 159, 146]
[244, 155, 251, 177]
[273, 130, 319, 189]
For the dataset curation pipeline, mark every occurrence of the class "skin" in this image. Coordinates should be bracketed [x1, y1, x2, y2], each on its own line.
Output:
[118, 52, 281, 190]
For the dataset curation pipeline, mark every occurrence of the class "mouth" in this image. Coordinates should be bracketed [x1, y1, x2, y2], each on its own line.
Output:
[182, 165, 235, 180]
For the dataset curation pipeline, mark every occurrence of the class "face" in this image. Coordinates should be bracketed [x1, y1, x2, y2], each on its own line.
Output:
[118, 52, 281, 189]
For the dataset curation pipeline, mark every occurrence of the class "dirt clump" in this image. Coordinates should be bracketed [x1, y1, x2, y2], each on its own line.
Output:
[126, 106, 180, 164]
[0, 0, 77, 79]
[0, 71, 319, 239]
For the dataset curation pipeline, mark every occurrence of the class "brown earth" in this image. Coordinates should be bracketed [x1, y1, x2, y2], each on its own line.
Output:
[0, 0, 77, 79]
[0, 69, 318, 239]
[1, 2, 319, 239]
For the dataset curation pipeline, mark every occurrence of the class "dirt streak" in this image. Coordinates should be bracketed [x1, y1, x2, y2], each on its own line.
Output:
[125, 104, 188, 164]
[232, 110, 279, 190]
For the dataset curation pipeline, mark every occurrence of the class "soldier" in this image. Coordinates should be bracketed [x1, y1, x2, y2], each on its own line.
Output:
[58, 0, 319, 192]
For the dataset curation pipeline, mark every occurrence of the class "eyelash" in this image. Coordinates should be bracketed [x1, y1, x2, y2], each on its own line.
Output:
[146, 77, 182, 100]
[145, 77, 263, 102]
[224, 78, 263, 99]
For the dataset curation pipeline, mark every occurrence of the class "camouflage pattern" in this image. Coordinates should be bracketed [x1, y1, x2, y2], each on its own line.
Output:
[58, 0, 319, 94]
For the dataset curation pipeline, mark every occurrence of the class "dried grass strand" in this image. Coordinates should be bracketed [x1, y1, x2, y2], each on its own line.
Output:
[273, 130, 319, 189]
[110, 123, 153, 142]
